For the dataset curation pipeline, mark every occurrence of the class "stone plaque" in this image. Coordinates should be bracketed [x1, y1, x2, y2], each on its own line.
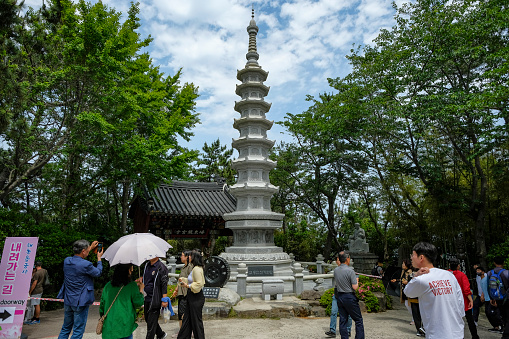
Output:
[202, 287, 220, 299]
[248, 265, 273, 277]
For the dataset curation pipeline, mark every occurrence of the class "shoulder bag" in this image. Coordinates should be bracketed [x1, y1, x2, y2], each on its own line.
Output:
[96, 286, 124, 335]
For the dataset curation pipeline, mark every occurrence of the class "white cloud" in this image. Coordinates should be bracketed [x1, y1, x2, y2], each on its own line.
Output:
[26, 0, 401, 152]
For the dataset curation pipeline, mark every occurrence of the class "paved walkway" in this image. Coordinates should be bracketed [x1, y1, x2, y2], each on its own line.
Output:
[22, 300, 500, 339]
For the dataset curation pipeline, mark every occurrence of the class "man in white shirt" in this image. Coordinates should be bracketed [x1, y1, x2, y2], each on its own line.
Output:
[404, 242, 465, 339]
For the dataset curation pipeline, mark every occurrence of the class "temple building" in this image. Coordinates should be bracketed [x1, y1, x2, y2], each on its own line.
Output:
[128, 180, 235, 248]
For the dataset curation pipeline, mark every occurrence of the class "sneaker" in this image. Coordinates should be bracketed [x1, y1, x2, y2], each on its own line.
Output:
[27, 319, 40, 325]
[488, 328, 500, 333]
[416, 333, 425, 337]
[325, 331, 336, 337]
[157, 333, 167, 339]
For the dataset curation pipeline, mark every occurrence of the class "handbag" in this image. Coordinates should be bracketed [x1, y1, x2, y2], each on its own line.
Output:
[96, 285, 124, 335]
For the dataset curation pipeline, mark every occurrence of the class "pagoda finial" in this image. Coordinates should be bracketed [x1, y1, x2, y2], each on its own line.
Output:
[246, 7, 259, 66]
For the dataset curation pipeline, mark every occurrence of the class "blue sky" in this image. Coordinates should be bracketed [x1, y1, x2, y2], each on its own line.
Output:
[26, 0, 404, 153]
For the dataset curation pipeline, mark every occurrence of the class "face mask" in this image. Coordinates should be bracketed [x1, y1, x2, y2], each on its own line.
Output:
[476, 272, 483, 276]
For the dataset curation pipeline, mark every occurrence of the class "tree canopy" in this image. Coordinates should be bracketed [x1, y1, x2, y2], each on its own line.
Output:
[0, 0, 199, 234]
[273, 0, 509, 266]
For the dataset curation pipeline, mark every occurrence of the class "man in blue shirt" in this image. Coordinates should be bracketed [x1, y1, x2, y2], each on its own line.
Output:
[57, 239, 103, 339]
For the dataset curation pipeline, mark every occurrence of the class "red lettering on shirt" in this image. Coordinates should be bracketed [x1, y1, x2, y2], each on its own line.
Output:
[429, 280, 453, 297]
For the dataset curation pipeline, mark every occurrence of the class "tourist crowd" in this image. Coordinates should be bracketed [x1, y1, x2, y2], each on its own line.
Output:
[26, 239, 205, 339]
[24, 238, 508, 339]
[327, 242, 509, 339]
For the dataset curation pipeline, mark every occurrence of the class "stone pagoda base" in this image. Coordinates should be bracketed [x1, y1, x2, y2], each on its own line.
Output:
[220, 245, 293, 277]
[349, 252, 379, 275]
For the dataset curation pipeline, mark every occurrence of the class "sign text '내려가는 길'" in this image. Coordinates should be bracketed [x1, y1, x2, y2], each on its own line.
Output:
[0, 237, 39, 337]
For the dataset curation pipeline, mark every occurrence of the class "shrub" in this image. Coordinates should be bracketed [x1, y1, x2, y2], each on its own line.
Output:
[358, 289, 380, 312]
[319, 288, 335, 316]
[355, 275, 392, 312]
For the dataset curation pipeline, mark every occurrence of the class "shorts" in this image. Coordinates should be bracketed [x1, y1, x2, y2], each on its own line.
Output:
[177, 295, 187, 320]
[31, 293, 42, 306]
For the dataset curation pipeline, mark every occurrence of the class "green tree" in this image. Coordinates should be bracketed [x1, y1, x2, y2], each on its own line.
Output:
[192, 138, 235, 184]
[273, 94, 368, 258]
[0, 0, 199, 233]
[326, 0, 508, 267]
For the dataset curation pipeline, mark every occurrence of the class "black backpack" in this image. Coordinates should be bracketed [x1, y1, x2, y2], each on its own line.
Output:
[371, 265, 379, 276]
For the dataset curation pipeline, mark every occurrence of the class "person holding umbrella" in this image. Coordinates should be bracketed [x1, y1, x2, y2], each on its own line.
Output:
[101, 233, 173, 339]
[141, 256, 169, 339]
[99, 264, 145, 339]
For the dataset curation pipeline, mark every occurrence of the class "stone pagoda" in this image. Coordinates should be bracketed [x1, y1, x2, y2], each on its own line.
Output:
[220, 11, 292, 276]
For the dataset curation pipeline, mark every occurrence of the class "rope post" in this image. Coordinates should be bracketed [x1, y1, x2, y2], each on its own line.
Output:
[167, 256, 177, 284]
[292, 262, 304, 296]
[316, 254, 325, 274]
[237, 263, 247, 297]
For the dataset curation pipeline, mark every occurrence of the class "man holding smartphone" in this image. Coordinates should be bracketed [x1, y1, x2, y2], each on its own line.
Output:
[57, 239, 103, 339]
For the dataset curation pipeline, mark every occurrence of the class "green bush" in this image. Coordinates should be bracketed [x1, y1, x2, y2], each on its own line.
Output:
[358, 289, 379, 312]
[487, 236, 509, 268]
[319, 288, 335, 316]
[355, 275, 392, 312]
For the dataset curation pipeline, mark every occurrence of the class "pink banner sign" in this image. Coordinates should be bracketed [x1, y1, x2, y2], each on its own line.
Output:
[0, 237, 38, 339]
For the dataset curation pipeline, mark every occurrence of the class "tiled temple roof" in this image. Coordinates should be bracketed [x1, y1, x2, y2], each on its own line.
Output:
[143, 181, 236, 217]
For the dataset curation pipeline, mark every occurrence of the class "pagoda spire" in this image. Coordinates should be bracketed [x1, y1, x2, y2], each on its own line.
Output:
[246, 8, 259, 66]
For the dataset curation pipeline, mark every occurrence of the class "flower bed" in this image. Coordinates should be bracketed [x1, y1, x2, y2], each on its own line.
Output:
[319, 275, 392, 313]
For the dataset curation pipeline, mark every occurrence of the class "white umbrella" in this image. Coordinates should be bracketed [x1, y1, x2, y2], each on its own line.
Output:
[102, 233, 172, 266]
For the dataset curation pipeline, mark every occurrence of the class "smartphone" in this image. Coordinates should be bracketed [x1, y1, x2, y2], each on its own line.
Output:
[97, 242, 103, 252]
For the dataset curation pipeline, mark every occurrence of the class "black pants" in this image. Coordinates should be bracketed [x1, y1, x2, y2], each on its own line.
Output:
[485, 301, 503, 328]
[465, 308, 480, 339]
[496, 300, 509, 339]
[177, 290, 205, 339]
[336, 292, 364, 339]
[472, 295, 482, 322]
[144, 300, 165, 339]
[177, 295, 187, 321]
[410, 302, 424, 335]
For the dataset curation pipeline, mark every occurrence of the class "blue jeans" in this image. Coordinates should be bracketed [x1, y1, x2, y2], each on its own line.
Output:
[58, 305, 90, 339]
[120, 336, 133, 339]
[336, 292, 364, 339]
[330, 294, 352, 334]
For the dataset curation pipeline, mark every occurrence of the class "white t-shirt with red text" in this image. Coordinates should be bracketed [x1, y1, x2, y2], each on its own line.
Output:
[404, 267, 465, 339]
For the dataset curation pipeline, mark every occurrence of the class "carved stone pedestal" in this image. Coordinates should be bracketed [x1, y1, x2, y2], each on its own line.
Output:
[349, 252, 379, 275]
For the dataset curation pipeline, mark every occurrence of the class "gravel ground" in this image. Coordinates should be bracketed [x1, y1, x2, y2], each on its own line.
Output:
[23, 299, 501, 339]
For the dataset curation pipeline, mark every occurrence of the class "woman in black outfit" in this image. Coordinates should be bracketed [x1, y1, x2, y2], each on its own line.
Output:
[391, 259, 414, 323]
[177, 250, 205, 339]
[406, 267, 426, 337]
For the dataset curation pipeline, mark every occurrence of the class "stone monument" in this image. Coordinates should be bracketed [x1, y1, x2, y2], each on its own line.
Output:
[347, 223, 379, 275]
[348, 223, 369, 253]
[219, 10, 292, 277]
